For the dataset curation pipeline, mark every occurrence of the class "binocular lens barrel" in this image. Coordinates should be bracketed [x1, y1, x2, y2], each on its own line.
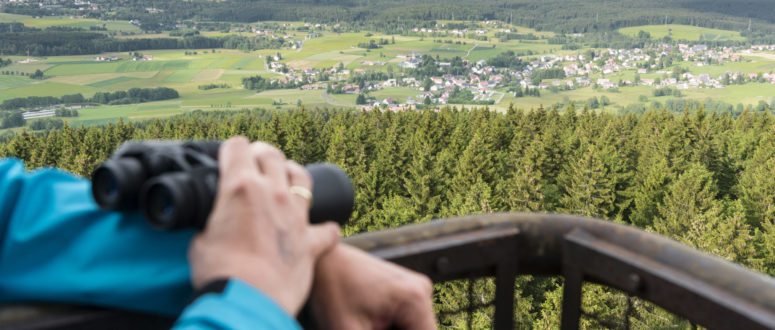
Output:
[141, 167, 218, 230]
[92, 141, 354, 231]
[92, 158, 147, 210]
[139, 164, 354, 230]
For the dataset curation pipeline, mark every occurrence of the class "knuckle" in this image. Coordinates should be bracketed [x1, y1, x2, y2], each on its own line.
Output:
[253, 143, 285, 160]
[404, 275, 433, 299]
[273, 189, 290, 205]
[419, 276, 434, 295]
[288, 162, 312, 186]
[225, 175, 264, 198]
[226, 136, 249, 146]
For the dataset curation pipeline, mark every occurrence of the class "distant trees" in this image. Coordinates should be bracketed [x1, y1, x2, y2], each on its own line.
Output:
[242, 75, 301, 92]
[198, 83, 230, 90]
[0, 31, 284, 56]
[0, 88, 178, 110]
[446, 86, 494, 105]
[654, 87, 669, 98]
[30, 69, 44, 80]
[29, 118, 64, 130]
[486, 51, 525, 70]
[1, 96, 67, 111]
[530, 68, 565, 84]
[510, 86, 540, 97]
[356, 39, 389, 49]
[90, 87, 179, 105]
[0, 112, 24, 129]
[55, 109, 79, 117]
[495, 32, 539, 41]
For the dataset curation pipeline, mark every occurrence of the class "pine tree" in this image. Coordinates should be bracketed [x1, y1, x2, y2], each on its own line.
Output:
[629, 156, 671, 227]
[403, 133, 444, 221]
[283, 109, 323, 163]
[654, 163, 718, 239]
[500, 162, 544, 212]
[560, 143, 615, 218]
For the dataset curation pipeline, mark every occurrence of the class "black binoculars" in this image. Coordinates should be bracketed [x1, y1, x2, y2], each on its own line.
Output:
[91, 141, 354, 230]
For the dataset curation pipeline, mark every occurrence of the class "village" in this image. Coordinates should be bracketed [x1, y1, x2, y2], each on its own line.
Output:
[262, 38, 775, 110]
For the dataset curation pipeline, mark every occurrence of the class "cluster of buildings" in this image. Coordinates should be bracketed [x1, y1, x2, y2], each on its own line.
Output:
[252, 25, 775, 110]
[93, 54, 151, 62]
[94, 55, 118, 61]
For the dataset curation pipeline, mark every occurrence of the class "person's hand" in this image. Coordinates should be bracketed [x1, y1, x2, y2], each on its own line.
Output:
[188, 137, 340, 316]
[310, 244, 437, 330]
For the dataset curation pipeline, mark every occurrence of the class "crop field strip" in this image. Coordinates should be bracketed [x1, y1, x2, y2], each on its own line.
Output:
[618, 24, 745, 41]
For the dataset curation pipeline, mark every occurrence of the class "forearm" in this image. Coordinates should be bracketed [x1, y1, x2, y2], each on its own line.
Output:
[0, 159, 194, 316]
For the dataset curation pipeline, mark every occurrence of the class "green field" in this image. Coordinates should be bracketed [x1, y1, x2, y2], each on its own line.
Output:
[0, 82, 99, 102]
[618, 24, 744, 41]
[0, 76, 34, 90]
[88, 76, 140, 87]
[0, 13, 141, 33]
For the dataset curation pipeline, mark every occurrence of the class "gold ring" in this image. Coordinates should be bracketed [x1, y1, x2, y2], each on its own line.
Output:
[289, 186, 313, 205]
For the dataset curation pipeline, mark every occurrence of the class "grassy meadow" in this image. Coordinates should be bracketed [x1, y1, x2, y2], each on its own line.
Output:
[0, 13, 141, 33]
[618, 24, 745, 41]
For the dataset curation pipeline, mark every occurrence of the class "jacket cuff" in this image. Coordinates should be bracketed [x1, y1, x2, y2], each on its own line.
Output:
[175, 278, 301, 330]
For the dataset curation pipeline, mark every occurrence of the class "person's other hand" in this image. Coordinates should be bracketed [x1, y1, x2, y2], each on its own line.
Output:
[188, 136, 340, 316]
[310, 244, 437, 330]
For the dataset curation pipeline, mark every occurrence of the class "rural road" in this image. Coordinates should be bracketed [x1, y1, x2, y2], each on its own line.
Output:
[494, 91, 506, 104]
[464, 44, 480, 59]
[322, 90, 358, 107]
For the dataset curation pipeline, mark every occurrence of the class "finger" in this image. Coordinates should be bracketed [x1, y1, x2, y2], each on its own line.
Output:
[219, 137, 254, 183]
[394, 276, 437, 330]
[286, 160, 312, 190]
[306, 222, 340, 260]
[251, 142, 288, 189]
[286, 160, 313, 208]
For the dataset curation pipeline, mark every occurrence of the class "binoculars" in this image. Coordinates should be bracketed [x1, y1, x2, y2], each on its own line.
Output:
[91, 141, 354, 230]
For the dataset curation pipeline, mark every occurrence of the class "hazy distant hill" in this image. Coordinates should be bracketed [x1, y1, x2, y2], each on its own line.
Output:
[51, 0, 771, 34]
[5, 0, 773, 35]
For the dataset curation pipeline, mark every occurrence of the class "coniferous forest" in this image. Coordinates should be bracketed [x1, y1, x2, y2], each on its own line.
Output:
[2, 105, 774, 327]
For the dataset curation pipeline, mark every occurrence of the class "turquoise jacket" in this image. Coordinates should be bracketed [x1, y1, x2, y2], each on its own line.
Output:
[0, 158, 300, 329]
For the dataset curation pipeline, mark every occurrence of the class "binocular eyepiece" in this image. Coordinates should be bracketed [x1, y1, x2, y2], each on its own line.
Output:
[92, 141, 354, 230]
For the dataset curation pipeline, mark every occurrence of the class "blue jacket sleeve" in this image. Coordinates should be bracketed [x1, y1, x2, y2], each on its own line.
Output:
[0, 158, 195, 316]
[0, 158, 301, 328]
[174, 279, 301, 330]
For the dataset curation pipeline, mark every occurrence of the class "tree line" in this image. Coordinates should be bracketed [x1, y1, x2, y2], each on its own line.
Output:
[2, 104, 775, 327]
[0, 31, 285, 56]
[0, 87, 179, 111]
[8, 0, 775, 37]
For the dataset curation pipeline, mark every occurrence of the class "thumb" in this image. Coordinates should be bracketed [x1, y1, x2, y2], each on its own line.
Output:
[306, 222, 340, 260]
